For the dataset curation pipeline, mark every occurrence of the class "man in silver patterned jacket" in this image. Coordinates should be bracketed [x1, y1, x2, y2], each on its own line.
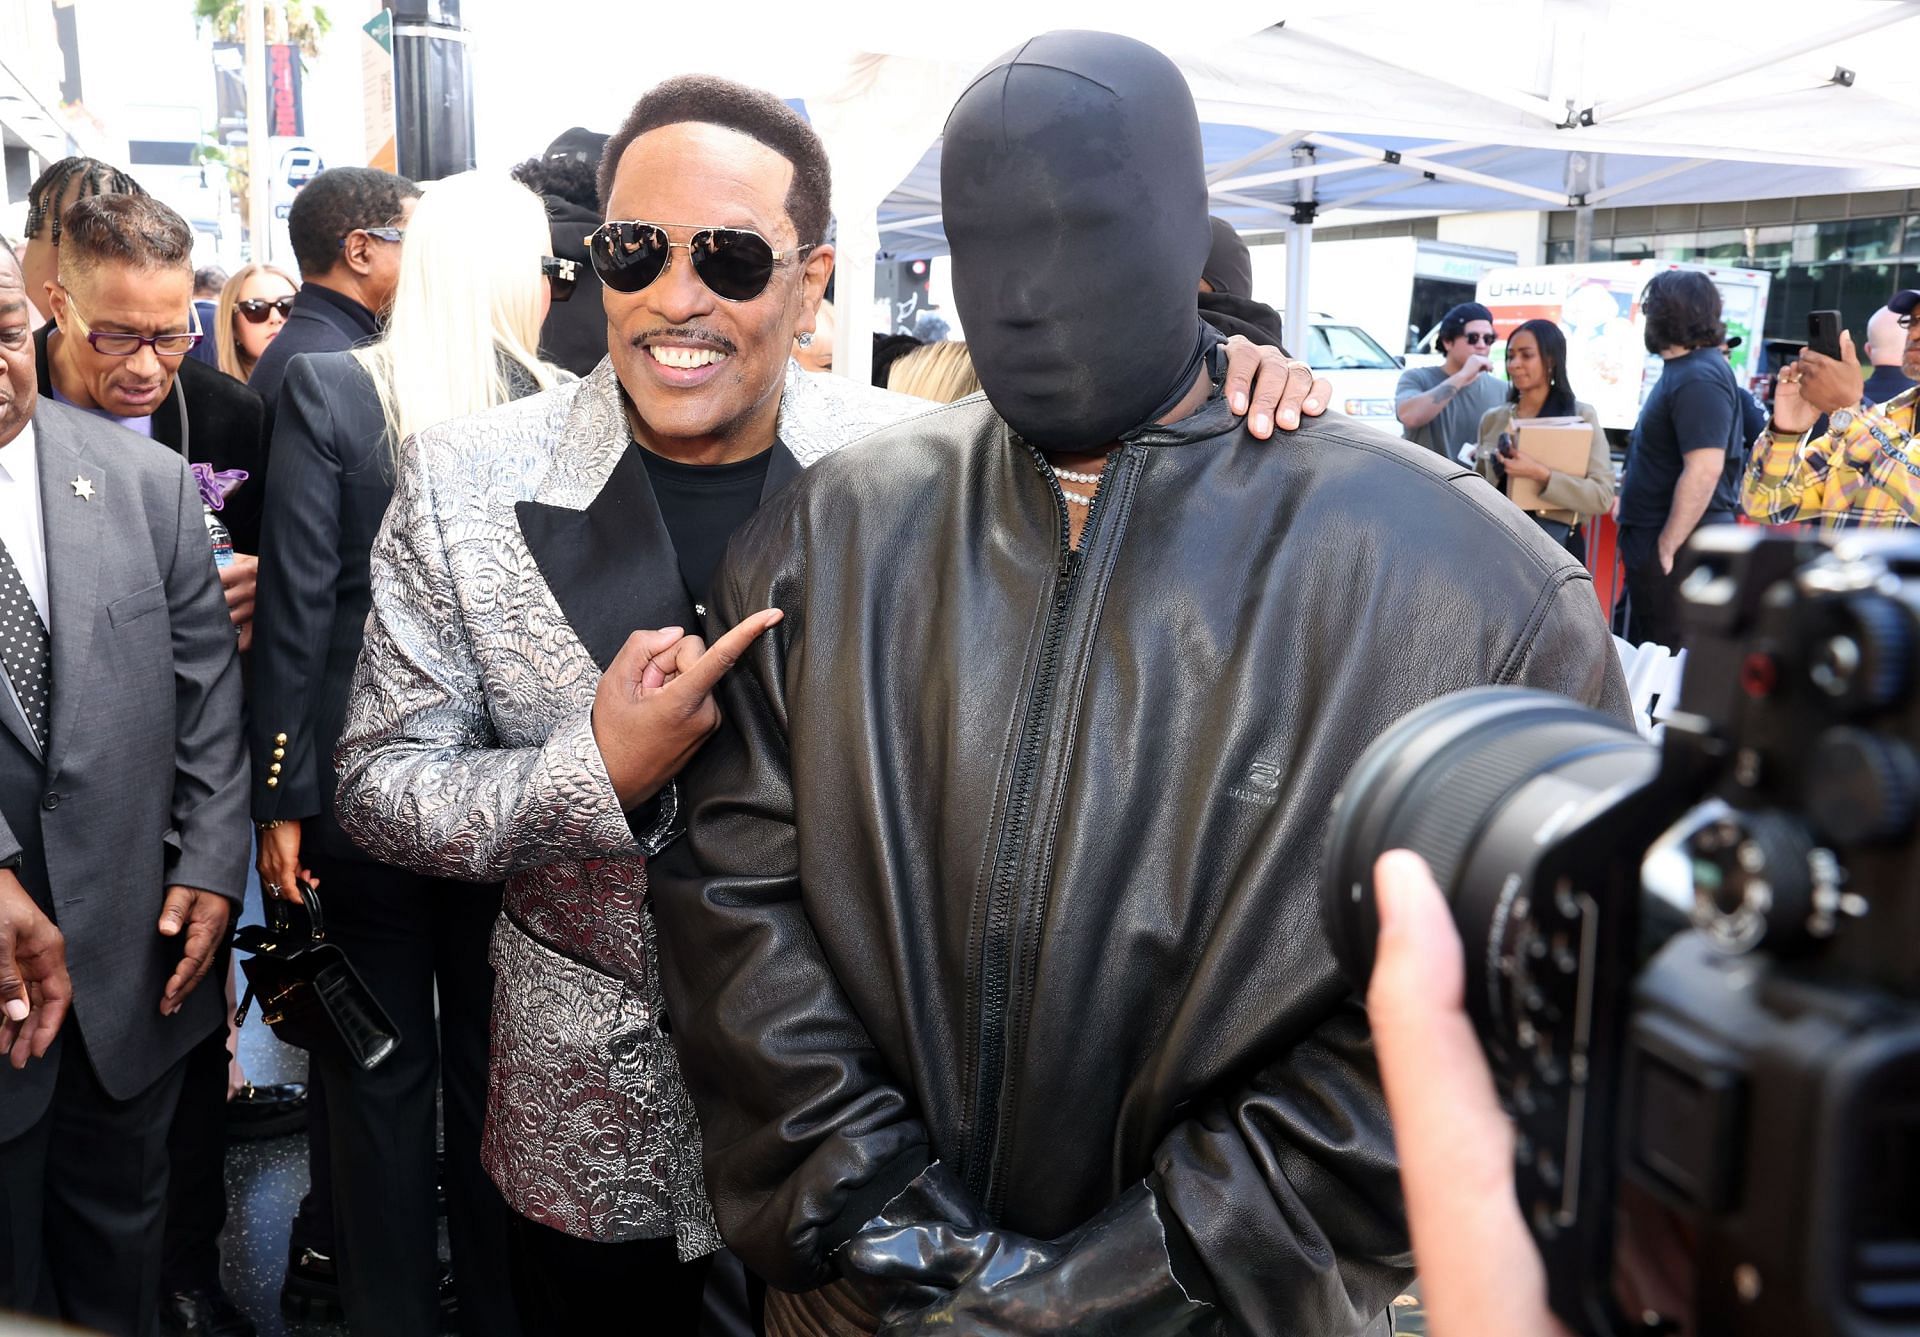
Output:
[332, 75, 1327, 1325]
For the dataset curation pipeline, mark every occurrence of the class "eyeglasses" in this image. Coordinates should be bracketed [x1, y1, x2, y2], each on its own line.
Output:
[584, 221, 817, 302]
[1899, 312, 1916, 330]
[235, 296, 296, 324]
[338, 225, 406, 250]
[1461, 332, 1498, 346]
[542, 255, 579, 304]
[59, 289, 201, 358]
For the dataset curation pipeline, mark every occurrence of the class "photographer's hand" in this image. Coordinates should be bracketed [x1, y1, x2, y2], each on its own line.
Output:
[1370, 851, 1569, 1337]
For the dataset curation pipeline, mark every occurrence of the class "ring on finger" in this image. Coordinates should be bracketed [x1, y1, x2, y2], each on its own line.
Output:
[265, 882, 282, 897]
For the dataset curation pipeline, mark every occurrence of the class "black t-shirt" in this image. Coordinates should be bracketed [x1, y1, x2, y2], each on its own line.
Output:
[641, 444, 773, 608]
[1617, 348, 1742, 529]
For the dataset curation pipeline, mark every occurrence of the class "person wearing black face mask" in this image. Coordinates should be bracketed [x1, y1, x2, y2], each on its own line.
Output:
[650, 30, 1630, 1337]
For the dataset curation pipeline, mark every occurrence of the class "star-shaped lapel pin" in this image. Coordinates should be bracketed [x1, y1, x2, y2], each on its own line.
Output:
[71, 476, 95, 501]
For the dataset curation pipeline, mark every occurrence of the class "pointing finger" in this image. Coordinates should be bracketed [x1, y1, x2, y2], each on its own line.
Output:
[671, 609, 784, 702]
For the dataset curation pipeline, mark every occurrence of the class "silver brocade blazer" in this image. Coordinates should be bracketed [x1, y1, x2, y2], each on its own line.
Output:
[333, 358, 924, 1257]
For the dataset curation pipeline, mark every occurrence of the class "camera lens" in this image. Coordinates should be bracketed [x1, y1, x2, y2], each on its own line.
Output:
[1323, 687, 1656, 1016]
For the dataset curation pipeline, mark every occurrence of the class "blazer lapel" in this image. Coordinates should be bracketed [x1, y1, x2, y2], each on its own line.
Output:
[35, 416, 102, 779]
[515, 364, 696, 671]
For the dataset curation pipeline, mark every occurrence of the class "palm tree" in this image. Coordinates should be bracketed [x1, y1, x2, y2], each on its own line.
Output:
[192, 0, 332, 54]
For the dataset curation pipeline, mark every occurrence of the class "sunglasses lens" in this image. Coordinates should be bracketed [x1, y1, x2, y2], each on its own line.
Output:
[589, 223, 669, 294]
[692, 228, 778, 302]
[549, 276, 576, 303]
[236, 298, 294, 324]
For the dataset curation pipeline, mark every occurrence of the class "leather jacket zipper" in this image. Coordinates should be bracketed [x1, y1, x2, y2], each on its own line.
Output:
[963, 444, 1109, 1210]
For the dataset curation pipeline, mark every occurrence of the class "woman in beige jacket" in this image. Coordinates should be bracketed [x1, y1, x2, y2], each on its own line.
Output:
[1476, 317, 1616, 547]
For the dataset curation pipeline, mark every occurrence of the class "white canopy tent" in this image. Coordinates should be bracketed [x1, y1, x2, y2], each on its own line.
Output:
[466, 0, 1920, 381]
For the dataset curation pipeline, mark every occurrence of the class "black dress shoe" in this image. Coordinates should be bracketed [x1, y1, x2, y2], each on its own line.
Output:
[227, 1081, 308, 1140]
[160, 1285, 259, 1337]
[280, 1246, 345, 1323]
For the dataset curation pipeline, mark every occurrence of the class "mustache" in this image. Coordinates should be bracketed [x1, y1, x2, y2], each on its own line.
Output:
[631, 326, 736, 356]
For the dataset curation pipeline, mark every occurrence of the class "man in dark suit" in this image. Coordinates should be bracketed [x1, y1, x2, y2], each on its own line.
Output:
[0, 228, 250, 1337]
[247, 167, 418, 425]
[29, 193, 266, 1337]
[240, 163, 416, 1325]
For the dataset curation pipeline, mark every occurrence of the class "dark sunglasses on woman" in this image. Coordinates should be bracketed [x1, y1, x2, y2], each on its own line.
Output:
[235, 296, 297, 323]
[542, 255, 579, 303]
[582, 221, 817, 302]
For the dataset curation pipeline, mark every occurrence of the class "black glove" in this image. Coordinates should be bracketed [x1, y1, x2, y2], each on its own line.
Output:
[839, 1182, 1216, 1336]
[830, 1161, 994, 1320]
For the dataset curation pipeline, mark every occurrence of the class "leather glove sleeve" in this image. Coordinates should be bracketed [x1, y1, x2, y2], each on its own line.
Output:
[830, 1162, 994, 1321]
[845, 1183, 1214, 1337]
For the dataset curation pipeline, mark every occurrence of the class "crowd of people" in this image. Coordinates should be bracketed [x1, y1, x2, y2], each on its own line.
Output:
[1394, 276, 1920, 649]
[0, 24, 1914, 1337]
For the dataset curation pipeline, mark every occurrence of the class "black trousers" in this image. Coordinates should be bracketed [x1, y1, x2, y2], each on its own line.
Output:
[508, 1213, 712, 1335]
[306, 851, 520, 1337]
[0, 1024, 189, 1337]
[159, 1005, 232, 1292]
[1616, 523, 1682, 649]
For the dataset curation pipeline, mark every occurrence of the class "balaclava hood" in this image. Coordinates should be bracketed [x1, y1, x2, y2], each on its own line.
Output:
[941, 31, 1211, 451]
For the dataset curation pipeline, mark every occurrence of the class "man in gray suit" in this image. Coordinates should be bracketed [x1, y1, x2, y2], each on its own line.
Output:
[0, 241, 250, 1336]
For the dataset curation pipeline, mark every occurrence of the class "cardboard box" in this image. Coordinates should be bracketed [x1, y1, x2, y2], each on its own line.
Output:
[1507, 417, 1594, 512]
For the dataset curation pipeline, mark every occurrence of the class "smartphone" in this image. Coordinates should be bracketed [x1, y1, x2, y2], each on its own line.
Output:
[1808, 309, 1844, 361]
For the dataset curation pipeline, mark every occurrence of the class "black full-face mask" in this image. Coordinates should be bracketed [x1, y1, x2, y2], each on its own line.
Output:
[941, 31, 1212, 452]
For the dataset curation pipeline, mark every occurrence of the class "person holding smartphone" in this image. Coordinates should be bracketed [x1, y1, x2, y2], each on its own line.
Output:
[1475, 319, 1615, 547]
[1744, 289, 1920, 528]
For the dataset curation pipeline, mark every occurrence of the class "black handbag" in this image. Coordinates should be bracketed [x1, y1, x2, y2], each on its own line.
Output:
[233, 886, 401, 1071]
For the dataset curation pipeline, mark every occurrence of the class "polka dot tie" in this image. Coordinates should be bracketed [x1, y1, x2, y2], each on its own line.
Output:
[0, 541, 50, 753]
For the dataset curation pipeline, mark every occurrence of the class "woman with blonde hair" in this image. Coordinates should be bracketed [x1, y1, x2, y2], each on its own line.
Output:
[887, 338, 981, 402]
[249, 171, 569, 1337]
[213, 262, 299, 381]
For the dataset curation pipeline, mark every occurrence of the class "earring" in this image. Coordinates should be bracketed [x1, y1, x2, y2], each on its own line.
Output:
[795, 331, 815, 348]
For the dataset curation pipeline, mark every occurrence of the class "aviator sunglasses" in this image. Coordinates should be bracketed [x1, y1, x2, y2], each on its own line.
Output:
[235, 296, 296, 324]
[584, 221, 817, 302]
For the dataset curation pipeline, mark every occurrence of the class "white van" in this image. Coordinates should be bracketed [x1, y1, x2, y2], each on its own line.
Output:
[1287, 317, 1407, 425]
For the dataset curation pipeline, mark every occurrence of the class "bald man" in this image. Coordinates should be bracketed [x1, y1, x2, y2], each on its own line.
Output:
[1865, 305, 1919, 406]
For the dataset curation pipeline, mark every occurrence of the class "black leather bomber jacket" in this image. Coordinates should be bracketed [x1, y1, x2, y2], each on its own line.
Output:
[650, 385, 1633, 1335]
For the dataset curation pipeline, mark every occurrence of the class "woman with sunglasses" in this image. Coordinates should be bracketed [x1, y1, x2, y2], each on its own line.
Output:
[1474, 318, 1615, 547]
[213, 263, 298, 382]
[1395, 300, 1509, 460]
[249, 172, 564, 1337]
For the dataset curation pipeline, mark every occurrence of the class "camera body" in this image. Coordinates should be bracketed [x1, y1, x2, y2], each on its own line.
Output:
[1326, 528, 1920, 1336]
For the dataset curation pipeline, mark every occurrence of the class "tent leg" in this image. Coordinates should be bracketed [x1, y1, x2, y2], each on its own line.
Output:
[1573, 206, 1595, 263]
[834, 209, 879, 385]
[1284, 220, 1312, 356]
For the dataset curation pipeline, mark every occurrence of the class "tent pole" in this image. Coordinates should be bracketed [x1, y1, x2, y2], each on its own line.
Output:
[1284, 144, 1314, 355]
[1284, 221, 1311, 354]
[834, 208, 879, 385]
[1572, 207, 1594, 263]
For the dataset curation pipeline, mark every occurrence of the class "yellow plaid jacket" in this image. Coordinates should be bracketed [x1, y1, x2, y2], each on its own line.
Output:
[1742, 386, 1920, 528]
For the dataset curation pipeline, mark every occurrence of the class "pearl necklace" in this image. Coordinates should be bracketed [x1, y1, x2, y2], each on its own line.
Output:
[1049, 462, 1102, 506]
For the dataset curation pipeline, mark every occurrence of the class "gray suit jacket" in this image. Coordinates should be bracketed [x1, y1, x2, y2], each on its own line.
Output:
[0, 401, 250, 1141]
